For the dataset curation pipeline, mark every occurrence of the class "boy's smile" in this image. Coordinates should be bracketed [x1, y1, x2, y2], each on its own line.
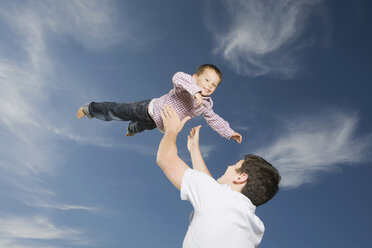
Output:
[193, 68, 221, 96]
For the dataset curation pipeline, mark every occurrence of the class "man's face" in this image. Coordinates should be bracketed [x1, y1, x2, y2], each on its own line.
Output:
[217, 160, 244, 184]
[193, 68, 221, 96]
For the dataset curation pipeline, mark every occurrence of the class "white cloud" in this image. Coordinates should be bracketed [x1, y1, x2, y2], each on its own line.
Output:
[31, 202, 100, 213]
[200, 144, 216, 159]
[254, 111, 372, 188]
[0, 215, 93, 247]
[0, 0, 157, 189]
[0, 1, 144, 246]
[49, 125, 157, 156]
[0, 0, 156, 51]
[205, 0, 322, 78]
[0, 216, 81, 240]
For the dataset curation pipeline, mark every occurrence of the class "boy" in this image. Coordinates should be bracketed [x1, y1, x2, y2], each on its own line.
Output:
[77, 64, 242, 143]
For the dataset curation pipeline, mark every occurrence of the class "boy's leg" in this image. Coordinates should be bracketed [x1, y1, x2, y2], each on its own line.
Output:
[84, 100, 151, 122]
[127, 120, 156, 136]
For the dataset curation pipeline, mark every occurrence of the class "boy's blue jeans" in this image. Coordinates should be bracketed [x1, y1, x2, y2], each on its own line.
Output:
[84, 100, 157, 134]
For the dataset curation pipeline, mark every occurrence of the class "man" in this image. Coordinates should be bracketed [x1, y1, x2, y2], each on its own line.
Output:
[157, 105, 280, 248]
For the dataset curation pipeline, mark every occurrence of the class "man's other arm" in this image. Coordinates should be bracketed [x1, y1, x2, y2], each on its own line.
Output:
[187, 125, 212, 177]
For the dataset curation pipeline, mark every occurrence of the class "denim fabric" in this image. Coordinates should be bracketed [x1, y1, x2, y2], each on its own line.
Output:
[88, 99, 156, 134]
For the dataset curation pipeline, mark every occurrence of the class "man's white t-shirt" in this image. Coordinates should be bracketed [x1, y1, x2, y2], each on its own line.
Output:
[181, 169, 265, 248]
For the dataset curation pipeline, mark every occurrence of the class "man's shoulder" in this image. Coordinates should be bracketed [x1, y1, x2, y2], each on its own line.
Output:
[183, 169, 220, 189]
[184, 169, 215, 182]
[181, 169, 226, 204]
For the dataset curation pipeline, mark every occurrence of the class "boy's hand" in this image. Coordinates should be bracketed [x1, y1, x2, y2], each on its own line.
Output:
[187, 125, 201, 152]
[231, 132, 242, 144]
[160, 105, 191, 133]
[194, 92, 203, 107]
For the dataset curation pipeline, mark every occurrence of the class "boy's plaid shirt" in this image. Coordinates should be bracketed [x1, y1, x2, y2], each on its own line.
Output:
[152, 72, 234, 139]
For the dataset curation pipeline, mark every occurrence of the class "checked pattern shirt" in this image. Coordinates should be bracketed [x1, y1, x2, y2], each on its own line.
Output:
[151, 72, 234, 139]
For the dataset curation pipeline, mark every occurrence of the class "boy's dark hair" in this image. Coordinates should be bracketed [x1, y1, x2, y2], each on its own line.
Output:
[197, 64, 222, 80]
[237, 154, 281, 206]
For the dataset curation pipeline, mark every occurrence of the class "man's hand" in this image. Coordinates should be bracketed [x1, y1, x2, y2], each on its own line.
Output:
[194, 92, 203, 107]
[187, 125, 201, 152]
[231, 132, 243, 144]
[160, 105, 191, 133]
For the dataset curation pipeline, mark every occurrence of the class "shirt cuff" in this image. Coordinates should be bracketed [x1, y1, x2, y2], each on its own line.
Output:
[226, 128, 235, 139]
[188, 78, 202, 97]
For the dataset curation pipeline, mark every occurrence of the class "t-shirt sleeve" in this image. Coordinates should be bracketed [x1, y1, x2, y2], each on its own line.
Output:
[203, 107, 235, 139]
[180, 169, 223, 213]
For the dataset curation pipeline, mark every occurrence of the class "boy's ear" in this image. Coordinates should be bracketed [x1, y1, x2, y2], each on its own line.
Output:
[234, 173, 248, 185]
[192, 74, 198, 79]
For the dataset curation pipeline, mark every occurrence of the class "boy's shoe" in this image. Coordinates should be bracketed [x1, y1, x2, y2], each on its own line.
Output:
[77, 107, 86, 119]
[126, 127, 135, 137]
[126, 131, 135, 137]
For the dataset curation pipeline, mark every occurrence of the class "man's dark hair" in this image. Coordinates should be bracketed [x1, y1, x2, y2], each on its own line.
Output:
[196, 64, 222, 80]
[237, 154, 281, 206]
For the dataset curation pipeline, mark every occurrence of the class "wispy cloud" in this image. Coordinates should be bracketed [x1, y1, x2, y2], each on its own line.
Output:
[50, 125, 157, 156]
[205, 0, 322, 78]
[0, 0, 157, 190]
[0, 1, 148, 246]
[30, 202, 100, 213]
[200, 144, 216, 159]
[0, 215, 92, 247]
[0, 216, 81, 240]
[254, 111, 372, 188]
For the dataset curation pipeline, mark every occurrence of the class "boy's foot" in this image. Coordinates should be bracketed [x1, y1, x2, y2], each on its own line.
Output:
[126, 131, 135, 137]
[77, 107, 86, 119]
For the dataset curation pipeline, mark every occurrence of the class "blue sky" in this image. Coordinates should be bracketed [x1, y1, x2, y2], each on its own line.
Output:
[0, 0, 371, 247]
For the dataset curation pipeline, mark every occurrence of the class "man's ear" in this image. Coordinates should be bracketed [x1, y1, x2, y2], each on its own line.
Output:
[234, 173, 248, 184]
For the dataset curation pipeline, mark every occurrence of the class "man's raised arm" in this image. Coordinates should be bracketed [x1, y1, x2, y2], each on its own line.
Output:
[187, 125, 212, 177]
[156, 105, 191, 190]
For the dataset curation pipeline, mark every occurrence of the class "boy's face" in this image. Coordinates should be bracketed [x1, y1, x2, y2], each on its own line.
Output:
[193, 68, 221, 96]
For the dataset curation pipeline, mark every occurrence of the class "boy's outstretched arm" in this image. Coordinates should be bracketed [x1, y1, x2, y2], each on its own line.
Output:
[156, 105, 191, 190]
[187, 125, 212, 177]
[203, 108, 243, 143]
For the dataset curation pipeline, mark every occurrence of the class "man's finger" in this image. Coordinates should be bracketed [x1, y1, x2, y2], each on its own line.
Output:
[170, 106, 177, 115]
[182, 116, 191, 125]
[167, 105, 178, 117]
[194, 125, 202, 134]
[160, 109, 166, 119]
[180, 116, 191, 130]
[163, 105, 170, 116]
